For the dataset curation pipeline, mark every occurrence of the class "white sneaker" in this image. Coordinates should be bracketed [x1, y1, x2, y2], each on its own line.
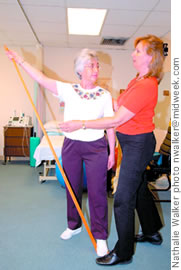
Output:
[60, 227, 82, 240]
[96, 239, 108, 257]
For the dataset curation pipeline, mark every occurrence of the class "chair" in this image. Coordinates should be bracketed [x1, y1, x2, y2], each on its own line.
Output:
[144, 122, 171, 203]
[144, 154, 171, 202]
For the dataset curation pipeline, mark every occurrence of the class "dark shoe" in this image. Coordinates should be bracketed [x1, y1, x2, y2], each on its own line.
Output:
[96, 250, 132, 265]
[135, 232, 163, 245]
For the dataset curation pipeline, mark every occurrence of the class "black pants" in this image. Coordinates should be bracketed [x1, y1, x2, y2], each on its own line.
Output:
[114, 132, 163, 260]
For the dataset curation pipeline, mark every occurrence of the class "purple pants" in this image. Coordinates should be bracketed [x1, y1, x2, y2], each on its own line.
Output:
[62, 136, 108, 240]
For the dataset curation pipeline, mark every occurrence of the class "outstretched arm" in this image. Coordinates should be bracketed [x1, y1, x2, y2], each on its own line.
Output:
[59, 105, 135, 131]
[5, 49, 58, 95]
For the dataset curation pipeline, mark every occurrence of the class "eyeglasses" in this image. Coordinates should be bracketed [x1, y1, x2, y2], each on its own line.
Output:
[84, 63, 99, 69]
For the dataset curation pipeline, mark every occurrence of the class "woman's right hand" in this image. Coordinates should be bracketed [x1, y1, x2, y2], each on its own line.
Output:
[5, 49, 24, 65]
[59, 120, 82, 132]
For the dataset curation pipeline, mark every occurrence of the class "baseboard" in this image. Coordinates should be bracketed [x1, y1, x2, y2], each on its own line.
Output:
[0, 156, 29, 161]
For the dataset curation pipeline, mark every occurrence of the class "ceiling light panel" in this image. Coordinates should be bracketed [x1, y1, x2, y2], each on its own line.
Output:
[67, 8, 107, 36]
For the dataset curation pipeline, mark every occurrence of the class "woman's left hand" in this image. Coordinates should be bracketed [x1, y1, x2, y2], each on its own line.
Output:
[112, 99, 119, 112]
[59, 120, 82, 132]
[107, 153, 115, 170]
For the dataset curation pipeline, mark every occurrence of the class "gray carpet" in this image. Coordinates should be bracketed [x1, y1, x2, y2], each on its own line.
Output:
[0, 160, 171, 270]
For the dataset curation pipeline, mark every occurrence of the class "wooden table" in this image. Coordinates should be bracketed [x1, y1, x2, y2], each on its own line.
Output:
[3, 126, 33, 163]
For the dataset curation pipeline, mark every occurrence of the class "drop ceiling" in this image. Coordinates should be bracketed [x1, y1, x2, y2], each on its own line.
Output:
[0, 0, 171, 50]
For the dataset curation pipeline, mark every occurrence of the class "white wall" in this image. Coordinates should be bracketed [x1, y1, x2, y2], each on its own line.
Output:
[0, 46, 42, 158]
[0, 42, 171, 158]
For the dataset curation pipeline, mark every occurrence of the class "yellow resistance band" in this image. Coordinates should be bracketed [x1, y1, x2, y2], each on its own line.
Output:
[4, 45, 97, 252]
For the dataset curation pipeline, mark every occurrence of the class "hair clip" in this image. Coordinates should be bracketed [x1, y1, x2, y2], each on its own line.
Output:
[163, 43, 168, 56]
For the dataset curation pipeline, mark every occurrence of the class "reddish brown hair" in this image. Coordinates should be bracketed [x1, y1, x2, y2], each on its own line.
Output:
[134, 35, 165, 84]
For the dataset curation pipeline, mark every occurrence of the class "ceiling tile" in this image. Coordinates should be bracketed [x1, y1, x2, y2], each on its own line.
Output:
[21, 0, 65, 6]
[132, 26, 171, 39]
[154, 0, 171, 11]
[68, 35, 101, 45]
[66, 0, 159, 10]
[32, 22, 67, 34]
[37, 32, 67, 42]
[0, 21, 32, 31]
[144, 11, 171, 26]
[0, 0, 15, 3]
[23, 6, 66, 23]
[0, 3, 25, 21]
[102, 25, 137, 37]
[106, 10, 149, 25]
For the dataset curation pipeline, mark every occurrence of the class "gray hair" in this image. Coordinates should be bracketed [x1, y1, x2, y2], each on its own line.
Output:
[74, 48, 98, 79]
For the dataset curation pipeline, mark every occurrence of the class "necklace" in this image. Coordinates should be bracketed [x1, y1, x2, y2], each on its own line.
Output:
[72, 84, 105, 100]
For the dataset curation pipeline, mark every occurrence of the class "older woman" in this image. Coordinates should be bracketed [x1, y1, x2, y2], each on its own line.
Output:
[59, 35, 166, 265]
[6, 48, 115, 257]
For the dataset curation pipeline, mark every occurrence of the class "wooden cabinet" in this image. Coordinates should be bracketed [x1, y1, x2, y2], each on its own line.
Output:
[4, 126, 33, 163]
